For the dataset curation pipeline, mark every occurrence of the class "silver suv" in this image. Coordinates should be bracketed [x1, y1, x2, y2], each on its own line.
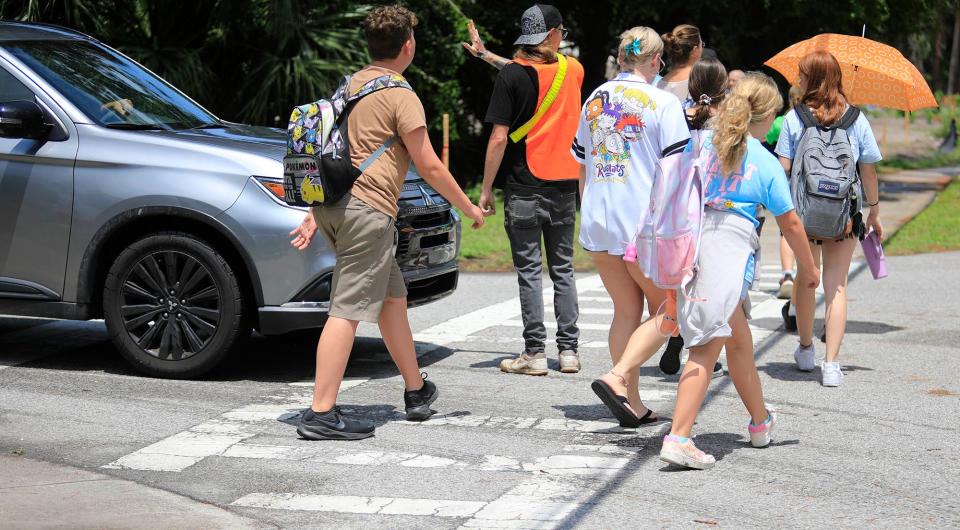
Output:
[0, 22, 461, 377]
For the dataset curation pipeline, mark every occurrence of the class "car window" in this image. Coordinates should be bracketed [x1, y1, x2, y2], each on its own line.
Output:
[5, 40, 218, 129]
[0, 65, 35, 103]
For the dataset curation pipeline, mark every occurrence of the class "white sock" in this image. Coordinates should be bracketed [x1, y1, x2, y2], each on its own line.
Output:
[788, 303, 797, 317]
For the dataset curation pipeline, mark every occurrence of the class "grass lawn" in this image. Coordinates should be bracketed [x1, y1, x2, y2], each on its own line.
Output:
[456, 196, 596, 272]
[878, 147, 960, 173]
[886, 177, 960, 255]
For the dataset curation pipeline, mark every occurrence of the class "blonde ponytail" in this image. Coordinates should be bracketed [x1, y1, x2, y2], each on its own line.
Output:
[712, 73, 783, 174]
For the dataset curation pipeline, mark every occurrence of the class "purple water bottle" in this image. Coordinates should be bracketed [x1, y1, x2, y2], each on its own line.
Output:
[860, 230, 888, 280]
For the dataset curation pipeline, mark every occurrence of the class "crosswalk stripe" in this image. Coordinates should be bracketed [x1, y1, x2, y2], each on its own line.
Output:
[443, 336, 608, 349]
[221, 442, 631, 476]
[413, 275, 605, 347]
[234, 476, 596, 528]
[232, 493, 487, 518]
[545, 307, 614, 315]
[500, 320, 609, 331]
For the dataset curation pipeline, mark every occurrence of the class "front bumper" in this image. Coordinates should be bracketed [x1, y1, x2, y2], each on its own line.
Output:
[257, 262, 459, 335]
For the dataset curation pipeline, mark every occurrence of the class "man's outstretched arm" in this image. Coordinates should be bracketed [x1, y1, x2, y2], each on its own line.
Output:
[462, 20, 509, 70]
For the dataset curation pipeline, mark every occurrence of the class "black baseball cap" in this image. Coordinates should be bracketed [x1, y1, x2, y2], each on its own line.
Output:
[514, 4, 563, 46]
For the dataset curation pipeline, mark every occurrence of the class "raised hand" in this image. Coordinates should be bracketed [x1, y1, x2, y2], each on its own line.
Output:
[461, 19, 486, 58]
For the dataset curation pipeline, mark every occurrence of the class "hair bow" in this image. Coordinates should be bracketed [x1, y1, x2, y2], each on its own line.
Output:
[625, 38, 643, 56]
[698, 94, 713, 105]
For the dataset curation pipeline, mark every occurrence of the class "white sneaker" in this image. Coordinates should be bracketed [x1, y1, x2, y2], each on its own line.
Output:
[794, 343, 816, 372]
[777, 273, 794, 300]
[660, 436, 716, 470]
[558, 350, 580, 373]
[500, 353, 548, 376]
[821, 362, 844, 387]
[748, 409, 777, 448]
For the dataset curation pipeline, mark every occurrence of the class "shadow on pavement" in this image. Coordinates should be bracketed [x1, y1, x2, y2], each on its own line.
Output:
[551, 403, 671, 425]
[759, 361, 874, 382]
[0, 317, 454, 384]
[751, 317, 904, 335]
[276, 404, 403, 430]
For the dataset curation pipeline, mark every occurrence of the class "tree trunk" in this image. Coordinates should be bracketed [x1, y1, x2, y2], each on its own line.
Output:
[949, 4, 960, 94]
[572, 0, 613, 99]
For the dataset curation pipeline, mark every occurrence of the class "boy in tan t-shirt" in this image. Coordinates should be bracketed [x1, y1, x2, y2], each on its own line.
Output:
[288, 5, 486, 440]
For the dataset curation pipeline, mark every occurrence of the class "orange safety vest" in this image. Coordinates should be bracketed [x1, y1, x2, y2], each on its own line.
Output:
[511, 56, 584, 181]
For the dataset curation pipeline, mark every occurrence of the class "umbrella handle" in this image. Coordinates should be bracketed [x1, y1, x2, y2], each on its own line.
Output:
[848, 65, 859, 105]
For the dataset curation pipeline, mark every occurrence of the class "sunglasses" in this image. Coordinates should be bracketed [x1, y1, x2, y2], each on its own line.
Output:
[555, 27, 569, 40]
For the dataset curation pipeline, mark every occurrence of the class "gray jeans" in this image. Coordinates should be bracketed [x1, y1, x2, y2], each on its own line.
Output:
[504, 186, 580, 354]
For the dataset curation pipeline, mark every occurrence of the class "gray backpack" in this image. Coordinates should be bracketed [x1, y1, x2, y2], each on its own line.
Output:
[790, 105, 862, 240]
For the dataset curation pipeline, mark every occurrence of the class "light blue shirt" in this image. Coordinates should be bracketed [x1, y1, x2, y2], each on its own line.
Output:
[774, 108, 882, 164]
[701, 133, 794, 285]
[702, 134, 794, 228]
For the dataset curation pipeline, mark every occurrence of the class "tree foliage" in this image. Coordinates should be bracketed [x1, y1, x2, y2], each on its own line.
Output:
[0, 0, 951, 183]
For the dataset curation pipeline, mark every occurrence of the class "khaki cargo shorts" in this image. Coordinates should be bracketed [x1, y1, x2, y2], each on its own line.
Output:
[312, 194, 407, 323]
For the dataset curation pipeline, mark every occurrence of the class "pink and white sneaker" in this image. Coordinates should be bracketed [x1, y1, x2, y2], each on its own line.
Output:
[748, 409, 778, 448]
[659, 435, 716, 470]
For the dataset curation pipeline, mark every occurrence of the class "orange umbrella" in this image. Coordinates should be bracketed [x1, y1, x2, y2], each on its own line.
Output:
[764, 33, 937, 111]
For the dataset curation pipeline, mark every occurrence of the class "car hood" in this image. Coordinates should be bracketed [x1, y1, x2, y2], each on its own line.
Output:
[148, 122, 287, 162]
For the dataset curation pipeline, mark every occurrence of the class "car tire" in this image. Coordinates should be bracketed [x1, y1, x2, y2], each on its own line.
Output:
[103, 232, 246, 378]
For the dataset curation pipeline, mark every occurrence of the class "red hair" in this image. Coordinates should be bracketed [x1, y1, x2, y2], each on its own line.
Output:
[799, 51, 847, 126]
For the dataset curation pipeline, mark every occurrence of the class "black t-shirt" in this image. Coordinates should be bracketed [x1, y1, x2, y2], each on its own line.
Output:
[484, 62, 578, 192]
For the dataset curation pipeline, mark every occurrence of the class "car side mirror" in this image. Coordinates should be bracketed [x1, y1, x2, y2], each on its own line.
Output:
[0, 100, 49, 140]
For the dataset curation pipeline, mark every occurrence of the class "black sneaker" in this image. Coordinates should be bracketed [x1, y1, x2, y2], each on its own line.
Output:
[404, 374, 438, 422]
[297, 406, 375, 441]
[712, 362, 724, 378]
[782, 301, 798, 332]
[659, 336, 684, 375]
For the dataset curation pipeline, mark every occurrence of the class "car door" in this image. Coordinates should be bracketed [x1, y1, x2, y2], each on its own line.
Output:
[0, 60, 77, 301]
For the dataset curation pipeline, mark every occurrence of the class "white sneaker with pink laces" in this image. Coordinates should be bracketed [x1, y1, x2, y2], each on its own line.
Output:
[748, 409, 778, 448]
[659, 435, 716, 470]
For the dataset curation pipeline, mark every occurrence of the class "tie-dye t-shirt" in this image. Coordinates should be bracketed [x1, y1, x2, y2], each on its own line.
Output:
[701, 132, 793, 227]
[701, 132, 794, 284]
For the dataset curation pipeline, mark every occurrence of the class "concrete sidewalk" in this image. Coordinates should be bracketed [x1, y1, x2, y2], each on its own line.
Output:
[0, 455, 266, 529]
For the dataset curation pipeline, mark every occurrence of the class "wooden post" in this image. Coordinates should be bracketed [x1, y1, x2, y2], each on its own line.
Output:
[881, 116, 888, 156]
[442, 113, 450, 169]
[904, 111, 910, 144]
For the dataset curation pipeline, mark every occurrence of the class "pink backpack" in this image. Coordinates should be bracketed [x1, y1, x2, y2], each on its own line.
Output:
[625, 131, 707, 290]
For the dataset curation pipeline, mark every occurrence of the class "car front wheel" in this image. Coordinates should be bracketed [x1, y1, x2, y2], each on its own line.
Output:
[103, 232, 246, 378]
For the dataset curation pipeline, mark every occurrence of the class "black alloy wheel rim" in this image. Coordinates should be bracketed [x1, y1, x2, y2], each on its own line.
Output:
[119, 250, 222, 360]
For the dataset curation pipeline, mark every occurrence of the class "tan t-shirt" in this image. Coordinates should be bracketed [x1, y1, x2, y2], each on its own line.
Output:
[347, 66, 426, 218]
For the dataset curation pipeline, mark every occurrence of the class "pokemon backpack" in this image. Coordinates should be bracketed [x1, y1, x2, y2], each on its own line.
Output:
[282, 73, 412, 207]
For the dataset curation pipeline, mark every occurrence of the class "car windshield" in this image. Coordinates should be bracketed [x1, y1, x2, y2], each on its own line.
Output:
[5, 39, 219, 129]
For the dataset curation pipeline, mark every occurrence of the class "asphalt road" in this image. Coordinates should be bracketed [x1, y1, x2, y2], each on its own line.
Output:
[1, 252, 959, 529]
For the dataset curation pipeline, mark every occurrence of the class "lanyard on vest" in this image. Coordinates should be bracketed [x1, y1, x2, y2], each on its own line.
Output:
[509, 53, 568, 143]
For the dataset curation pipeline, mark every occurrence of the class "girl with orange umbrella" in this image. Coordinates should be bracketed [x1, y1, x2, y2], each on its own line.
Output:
[774, 51, 884, 387]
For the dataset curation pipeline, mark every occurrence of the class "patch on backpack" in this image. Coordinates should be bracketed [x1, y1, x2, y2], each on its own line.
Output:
[817, 179, 841, 195]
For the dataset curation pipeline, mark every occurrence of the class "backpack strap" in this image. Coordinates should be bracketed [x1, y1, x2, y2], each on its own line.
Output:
[348, 74, 413, 102]
[343, 74, 413, 173]
[796, 104, 860, 131]
[837, 106, 861, 130]
[795, 104, 819, 129]
[358, 137, 396, 172]
[509, 53, 569, 143]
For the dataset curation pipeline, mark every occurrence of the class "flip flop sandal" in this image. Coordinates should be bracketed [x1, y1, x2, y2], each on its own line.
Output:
[591, 374, 660, 428]
[629, 407, 661, 428]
